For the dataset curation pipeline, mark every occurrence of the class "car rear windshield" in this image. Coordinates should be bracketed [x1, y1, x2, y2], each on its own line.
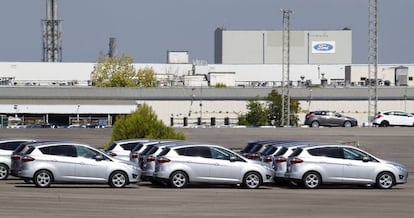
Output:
[120, 143, 139, 151]
[240, 143, 256, 153]
[158, 147, 170, 156]
[288, 148, 303, 157]
[22, 146, 35, 155]
[261, 146, 278, 155]
[105, 142, 117, 152]
[274, 147, 289, 156]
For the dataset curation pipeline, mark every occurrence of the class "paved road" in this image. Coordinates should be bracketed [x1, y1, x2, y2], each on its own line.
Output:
[0, 127, 412, 217]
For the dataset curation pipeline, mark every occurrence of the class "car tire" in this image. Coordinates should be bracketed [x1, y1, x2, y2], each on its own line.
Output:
[243, 171, 262, 189]
[34, 170, 53, 188]
[311, 121, 320, 128]
[343, 121, 352, 127]
[302, 171, 322, 189]
[0, 163, 9, 180]
[170, 171, 188, 188]
[376, 172, 394, 189]
[379, 121, 389, 127]
[109, 171, 128, 188]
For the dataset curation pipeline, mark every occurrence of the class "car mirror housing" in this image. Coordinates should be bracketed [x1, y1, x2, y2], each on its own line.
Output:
[229, 156, 238, 162]
[95, 155, 104, 161]
[362, 156, 371, 162]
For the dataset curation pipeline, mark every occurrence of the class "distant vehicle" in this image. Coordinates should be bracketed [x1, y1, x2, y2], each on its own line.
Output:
[25, 123, 51, 128]
[304, 111, 358, 128]
[17, 141, 141, 188]
[373, 110, 414, 127]
[154, 143, 275, 189]
[285, 144, 408, 189]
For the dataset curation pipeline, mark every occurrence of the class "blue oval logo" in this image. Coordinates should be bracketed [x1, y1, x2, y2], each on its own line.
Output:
[313, 43, 334, 51]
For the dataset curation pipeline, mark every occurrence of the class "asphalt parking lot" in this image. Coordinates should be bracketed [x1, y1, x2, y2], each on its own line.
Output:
[0, 127, 413, 217]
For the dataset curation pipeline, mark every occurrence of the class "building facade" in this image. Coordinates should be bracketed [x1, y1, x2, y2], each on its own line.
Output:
[214, 28, 352, 65]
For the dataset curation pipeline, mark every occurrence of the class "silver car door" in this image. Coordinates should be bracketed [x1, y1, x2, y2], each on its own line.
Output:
[342, 148, 376, 183]
[209, 147, 242, 183]
[75, 145, 107, 182]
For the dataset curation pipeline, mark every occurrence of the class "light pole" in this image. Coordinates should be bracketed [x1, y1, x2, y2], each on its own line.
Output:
[76, 104, 80, 123]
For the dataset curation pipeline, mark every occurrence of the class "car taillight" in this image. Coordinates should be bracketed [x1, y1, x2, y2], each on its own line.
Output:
[242, 153, 249, 158]
[263, 156, 273, 162]
[250, 153, 260, 160]
[109, 151, 117, 157]
[146, 156, 156, 162]
[276, 156, 287, 163]
[306, 114, 314, 119]
[157, 157, 170, 164]
[11, 154, 21, 160]
[376, 114, 383, 118]
[290, 158, 303, 164]
[22, 156, 35, 162]
[131, 153, 140, 159]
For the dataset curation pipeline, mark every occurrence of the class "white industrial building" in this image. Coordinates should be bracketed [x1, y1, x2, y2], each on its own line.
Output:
[214, 28, 352, 65]
[1, 27, 414, 127]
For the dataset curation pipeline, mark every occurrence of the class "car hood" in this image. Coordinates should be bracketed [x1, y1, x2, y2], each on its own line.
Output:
[381, 159, 406, 169]
[246, 159, 272, 168]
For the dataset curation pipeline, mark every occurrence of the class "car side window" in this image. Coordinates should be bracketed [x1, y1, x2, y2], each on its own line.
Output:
[211, 147, 231, 160]
[343, 148, 370, 161]
[77, 146, 100, 159]
[40, 145, 77, 157]
[308, 147, 343, 159]
[176, 147, 212, 158]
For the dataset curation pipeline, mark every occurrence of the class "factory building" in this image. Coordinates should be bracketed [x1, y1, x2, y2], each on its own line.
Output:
[214, 28, 352, 65]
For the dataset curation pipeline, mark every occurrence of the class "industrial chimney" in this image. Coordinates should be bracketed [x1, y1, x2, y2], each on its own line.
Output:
[42, 0, 63, 62]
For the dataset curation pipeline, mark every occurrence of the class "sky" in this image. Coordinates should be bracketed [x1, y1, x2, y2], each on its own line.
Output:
[0, 0, 413, 64]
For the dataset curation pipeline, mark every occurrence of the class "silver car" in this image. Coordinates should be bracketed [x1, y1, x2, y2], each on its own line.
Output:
[129, 140, 178, 166]
[140, 141, 191, 181]
[17, 141, 141, 188]
[272, 142, 319, 182]
[153, 143, 275, 189]
[285, 144, 408, 189]
[105, 138, 151, 161]
[0, 138, 36, 180]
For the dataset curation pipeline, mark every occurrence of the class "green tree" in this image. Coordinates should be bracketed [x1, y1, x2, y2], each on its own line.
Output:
[239, 98, 268, 126]
[137, 67, 157, 87]
[238, 89, 300, 127]
[266, 89, 300, 126]
[91, 54, 139, 87]
[110, 103, 186, 145]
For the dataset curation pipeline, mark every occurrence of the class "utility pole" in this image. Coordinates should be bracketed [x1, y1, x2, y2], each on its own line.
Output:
[368, 0, 378, 122]
[281, 9, 292, 126]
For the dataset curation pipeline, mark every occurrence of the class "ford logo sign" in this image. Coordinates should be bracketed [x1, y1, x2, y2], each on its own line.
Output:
[313, 43, 334, 51]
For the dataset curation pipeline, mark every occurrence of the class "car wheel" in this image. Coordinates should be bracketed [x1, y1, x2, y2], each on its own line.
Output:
[109, 171, 128, 188]
[0, 164, 9, 180]
[34, 170, 53, 188]
[376, 172, 394, 189]
[302, 171, 322, 189]
[379, 121, 389, 127]
[311, 121, 320, 128]
[243, 171, 262, 189]
[343, 121, 352, 127]
[170, 171, 188, 188]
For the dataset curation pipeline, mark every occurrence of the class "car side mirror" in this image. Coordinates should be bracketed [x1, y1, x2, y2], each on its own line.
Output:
[362, 156, 371, 162]
[229, 156, 238, 162]
[95, 155, 104, 161]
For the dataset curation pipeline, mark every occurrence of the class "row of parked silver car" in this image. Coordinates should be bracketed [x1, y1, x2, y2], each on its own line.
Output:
[0, 138, 409, 189]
